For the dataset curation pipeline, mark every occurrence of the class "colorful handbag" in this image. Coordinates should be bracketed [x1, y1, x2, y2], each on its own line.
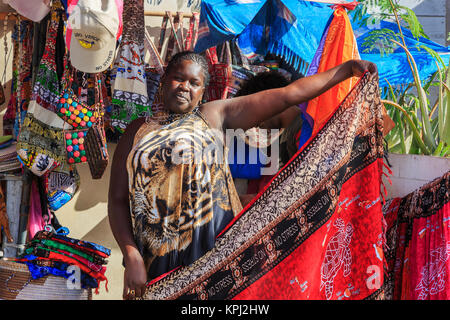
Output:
[46, 162, 80, 211]
[16, 3, 68, 176]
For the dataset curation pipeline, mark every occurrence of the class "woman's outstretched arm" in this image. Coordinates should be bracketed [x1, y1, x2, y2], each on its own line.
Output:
[201, 59, 377, 131]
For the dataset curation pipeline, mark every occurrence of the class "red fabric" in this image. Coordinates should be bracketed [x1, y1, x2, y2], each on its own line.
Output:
[143, 72, 386, 300]
[37, 251, 107, 282]
[383, 172, 450, 300]
[235, 160, 384, 300]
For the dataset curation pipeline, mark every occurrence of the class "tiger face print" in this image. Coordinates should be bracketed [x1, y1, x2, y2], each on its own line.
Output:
[127, 111, 241, 276]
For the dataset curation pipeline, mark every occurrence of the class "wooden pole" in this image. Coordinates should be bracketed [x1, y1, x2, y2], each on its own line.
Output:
[144, 11, 194, 18]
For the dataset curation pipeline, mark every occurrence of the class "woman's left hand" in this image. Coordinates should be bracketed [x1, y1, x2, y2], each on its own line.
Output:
[351, 60, 378, 78]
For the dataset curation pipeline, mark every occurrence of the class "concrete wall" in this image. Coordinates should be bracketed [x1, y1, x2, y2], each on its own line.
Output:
[383, 153, 450, 198]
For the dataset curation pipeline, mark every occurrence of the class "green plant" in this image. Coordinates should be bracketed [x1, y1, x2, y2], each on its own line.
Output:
[354, 0, 450, 157]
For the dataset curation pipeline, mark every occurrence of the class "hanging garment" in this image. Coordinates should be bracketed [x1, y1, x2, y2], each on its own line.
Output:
[383, 171, 450, 300]
[297, 5, 360, 150]
[3, 20, 34, 138]
[109, 0, 149, 133]
[142, 71, 386, 300]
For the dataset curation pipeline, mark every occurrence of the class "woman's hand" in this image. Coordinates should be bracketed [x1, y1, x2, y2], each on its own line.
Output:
[123, 249, 148, 300]
[351, 59, 378, 77]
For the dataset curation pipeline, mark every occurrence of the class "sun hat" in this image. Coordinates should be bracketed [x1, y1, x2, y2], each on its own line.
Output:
[67, 0, 120, 73]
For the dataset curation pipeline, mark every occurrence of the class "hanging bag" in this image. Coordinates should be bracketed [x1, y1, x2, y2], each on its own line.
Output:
[84, 75, 109, 180]
[204, 46, 231, 102]
[16, 3, 69, 176]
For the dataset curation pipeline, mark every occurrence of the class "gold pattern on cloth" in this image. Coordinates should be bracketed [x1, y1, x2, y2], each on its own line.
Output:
[127, 108, 242, 279]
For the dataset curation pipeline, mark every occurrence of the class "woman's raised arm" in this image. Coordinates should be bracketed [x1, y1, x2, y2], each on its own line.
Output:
[202, 59, 377, 131]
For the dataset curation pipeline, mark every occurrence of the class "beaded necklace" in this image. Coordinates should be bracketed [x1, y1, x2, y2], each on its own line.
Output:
[147, 103, 199, 126]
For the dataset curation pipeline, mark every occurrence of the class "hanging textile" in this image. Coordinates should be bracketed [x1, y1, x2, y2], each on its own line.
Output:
[142, 71, 386, 300]
[109, 0, 149, 133]
[16, 2, 70, 175]
[297, 5, 360, 150]
[383, 171, 450, 300]
[3, 19, 34, 138]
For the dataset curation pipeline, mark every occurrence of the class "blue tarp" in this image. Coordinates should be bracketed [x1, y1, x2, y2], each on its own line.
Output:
[195, 0, 450, 87]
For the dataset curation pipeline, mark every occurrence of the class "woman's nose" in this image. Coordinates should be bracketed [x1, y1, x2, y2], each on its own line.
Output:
[179, 80, 190, 90]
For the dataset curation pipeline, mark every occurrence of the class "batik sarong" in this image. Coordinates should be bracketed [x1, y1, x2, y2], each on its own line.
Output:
[383, 171, 450, 300]
[142, 71, 386, 300]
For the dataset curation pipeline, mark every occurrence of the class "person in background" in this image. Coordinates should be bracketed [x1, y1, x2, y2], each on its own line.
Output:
[107, 50, 377, 299]
[230, 70, 302, 207]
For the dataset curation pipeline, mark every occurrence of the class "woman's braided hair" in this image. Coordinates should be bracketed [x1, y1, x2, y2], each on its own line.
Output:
[164, 51, 210, 87]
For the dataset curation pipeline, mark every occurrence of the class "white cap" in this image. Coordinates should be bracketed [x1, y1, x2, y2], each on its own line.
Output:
[68, 0, 119, 73]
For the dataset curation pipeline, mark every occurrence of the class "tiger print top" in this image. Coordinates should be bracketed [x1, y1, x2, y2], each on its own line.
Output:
[127, 108, 243, 280]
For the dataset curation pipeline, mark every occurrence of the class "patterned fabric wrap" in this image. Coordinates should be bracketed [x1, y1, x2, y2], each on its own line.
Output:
[145, 74, 383, 300]
[109, 0, 150, 133]
[142, 72, 386, 300]
[16, 6, 69, 176]
[383, 171, 450, 300]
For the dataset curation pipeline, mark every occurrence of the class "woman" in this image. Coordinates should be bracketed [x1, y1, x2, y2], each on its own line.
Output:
[108, 51, 377, 299]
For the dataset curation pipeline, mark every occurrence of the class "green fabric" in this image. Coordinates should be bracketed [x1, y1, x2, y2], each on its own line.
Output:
[30, 239, 104, 264]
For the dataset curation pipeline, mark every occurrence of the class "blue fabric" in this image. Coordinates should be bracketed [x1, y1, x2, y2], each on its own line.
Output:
[228, 137, 267, 179]
[195, 0, 450, 88]
[353, 18, 450, 88]
[18, 254, 99, 289]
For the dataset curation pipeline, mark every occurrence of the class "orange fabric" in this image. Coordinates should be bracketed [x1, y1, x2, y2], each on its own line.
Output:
[305, 7, 360, 138]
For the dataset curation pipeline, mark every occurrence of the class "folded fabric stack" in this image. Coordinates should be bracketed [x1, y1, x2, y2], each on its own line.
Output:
[0, 136, 21, 173]
[15, 230, 111, 294]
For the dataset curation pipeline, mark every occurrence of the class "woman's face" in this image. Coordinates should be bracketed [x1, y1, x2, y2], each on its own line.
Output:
[161, 59, 206, 114]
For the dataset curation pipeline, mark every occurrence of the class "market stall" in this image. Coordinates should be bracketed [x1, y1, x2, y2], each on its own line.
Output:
[0, 0, 448, 301]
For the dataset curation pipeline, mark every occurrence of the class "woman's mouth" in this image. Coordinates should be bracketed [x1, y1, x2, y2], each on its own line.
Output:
[175, 94, 189, 103]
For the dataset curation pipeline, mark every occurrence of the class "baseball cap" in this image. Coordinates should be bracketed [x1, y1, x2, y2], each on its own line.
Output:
[68, 0, 119, 73]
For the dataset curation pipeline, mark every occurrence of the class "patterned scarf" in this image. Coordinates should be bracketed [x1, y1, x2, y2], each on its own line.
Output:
[141, 71, 386, 300]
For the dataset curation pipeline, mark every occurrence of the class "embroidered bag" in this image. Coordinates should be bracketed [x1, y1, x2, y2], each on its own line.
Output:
[16, 3, 69, 176]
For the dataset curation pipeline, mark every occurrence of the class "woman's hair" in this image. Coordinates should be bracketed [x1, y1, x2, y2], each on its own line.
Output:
[165, 51, 210, 87]
[235, 70, 291, 97]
